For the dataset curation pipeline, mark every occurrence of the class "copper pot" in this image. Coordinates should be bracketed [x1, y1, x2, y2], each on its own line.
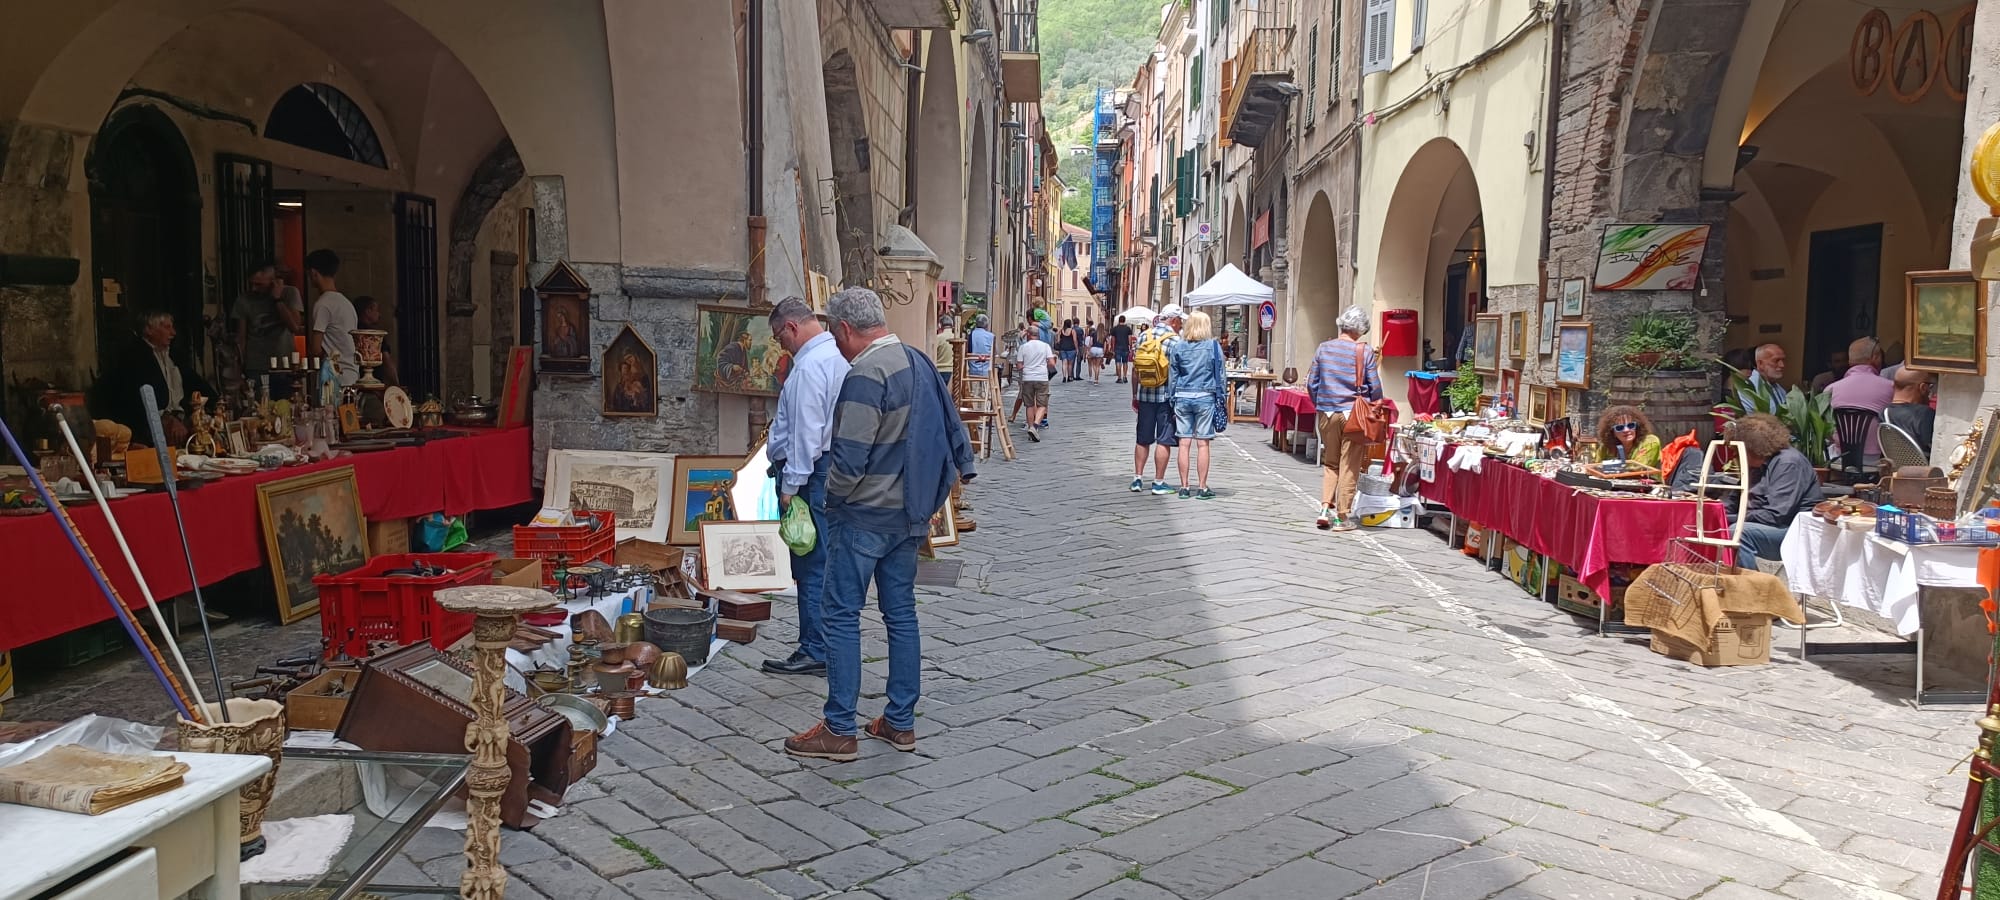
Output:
[591, 660, 637, 692]
[572, 610, 613, 644]
[625, 641, 662, 668]
[606, 692, 638, 719]
[597, 643, 627, 665]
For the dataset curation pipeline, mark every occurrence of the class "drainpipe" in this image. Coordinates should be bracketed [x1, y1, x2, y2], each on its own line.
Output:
[747, 0, 768, 438]
[1536, 0, 1564, 305]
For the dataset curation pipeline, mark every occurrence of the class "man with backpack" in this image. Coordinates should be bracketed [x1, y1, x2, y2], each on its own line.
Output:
[1130, 305, 1183, 494]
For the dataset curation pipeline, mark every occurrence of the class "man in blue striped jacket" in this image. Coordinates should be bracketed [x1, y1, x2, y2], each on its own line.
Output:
[785, 288, 977, 761]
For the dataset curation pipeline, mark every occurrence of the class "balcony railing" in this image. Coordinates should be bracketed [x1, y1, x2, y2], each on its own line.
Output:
[1221, 14, 1293, 147]
[1000, 0, 1038, 54]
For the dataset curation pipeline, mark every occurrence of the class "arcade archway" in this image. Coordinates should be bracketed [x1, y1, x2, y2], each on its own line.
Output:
[1375, 138, 1484, 380]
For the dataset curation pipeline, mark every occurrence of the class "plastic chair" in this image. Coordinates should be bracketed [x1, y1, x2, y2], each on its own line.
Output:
[1832, 406, 1879, 481]
[1878, 420, 1929, 471]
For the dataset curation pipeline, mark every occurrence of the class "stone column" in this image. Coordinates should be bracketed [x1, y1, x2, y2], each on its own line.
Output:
[1935, 7, 2000, 466]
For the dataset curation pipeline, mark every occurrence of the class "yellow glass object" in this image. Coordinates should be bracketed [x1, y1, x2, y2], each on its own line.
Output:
[1972, 121, 2000, 215]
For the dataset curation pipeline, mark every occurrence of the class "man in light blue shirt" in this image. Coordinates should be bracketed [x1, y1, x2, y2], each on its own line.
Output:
[762, 297, 851, 677]
[967, 314, 994, 398]
[1739, 342, 1789, 411]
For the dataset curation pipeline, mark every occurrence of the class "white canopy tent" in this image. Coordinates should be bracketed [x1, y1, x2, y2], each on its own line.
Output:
[1118, 306, 1156, 323]
[1182, 264, 1274, 308]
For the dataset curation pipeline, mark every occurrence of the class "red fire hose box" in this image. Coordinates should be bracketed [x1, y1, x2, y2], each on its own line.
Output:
[1381, 309, 1419, 357]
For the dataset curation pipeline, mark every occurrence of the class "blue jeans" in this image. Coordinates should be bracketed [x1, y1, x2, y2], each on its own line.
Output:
[1737, 521, 1789, 569]
[791, 462, 831, 661]
[821, 520, 923, 735]
[1059, 349, 1079, 378]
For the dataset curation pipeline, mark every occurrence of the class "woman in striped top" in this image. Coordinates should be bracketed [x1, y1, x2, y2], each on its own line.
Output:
[1306, 306, 1383, 531]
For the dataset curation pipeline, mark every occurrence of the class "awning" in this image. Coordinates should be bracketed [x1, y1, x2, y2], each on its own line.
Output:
[1183, 264, 1274, 307]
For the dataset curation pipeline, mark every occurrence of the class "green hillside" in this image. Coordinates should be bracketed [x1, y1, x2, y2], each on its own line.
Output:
[1041, 0, 1162, 225]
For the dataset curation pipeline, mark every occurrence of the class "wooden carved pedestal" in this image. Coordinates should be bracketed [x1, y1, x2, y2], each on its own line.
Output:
[434, 585, 558, 900]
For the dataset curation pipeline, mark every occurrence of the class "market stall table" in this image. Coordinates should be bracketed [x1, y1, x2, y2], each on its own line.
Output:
[1226, 371, 1278, 425]
[0, 427, 534, 651]
[1258, 385, 1316, 451]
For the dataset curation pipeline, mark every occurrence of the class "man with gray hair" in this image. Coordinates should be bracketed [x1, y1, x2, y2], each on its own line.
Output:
[785, 288, 976, 761]
[761, 297, 850, 677]
[92, 309, 215, 444]
[1825, 335, 1893, 461]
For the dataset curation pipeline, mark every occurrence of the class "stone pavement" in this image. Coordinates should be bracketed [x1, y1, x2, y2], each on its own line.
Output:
[437, 377, 1967, 899]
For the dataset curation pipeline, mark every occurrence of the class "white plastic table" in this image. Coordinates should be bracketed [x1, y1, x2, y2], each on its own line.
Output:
[0, 750, 270, 900]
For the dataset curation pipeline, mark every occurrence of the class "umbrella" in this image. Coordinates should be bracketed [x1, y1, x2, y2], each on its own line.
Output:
[1118, 306, 1156, 323]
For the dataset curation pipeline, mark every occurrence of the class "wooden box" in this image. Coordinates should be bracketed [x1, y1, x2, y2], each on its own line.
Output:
[616, 538, 685, 572]
[286, 667, 360, 731]
[716, 619, 758, 644]
[709, 589, 771, 622]
[337, 644, 580, 829]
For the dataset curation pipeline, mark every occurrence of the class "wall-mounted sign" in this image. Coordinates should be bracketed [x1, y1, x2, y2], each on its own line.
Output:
[1851, 5, 1973, 103]
[1252, 211, 1272, 250]
[1158, 265, 1170, 281]
[1259, 300, 1276, 330]
[1168, 255, 1182, 276]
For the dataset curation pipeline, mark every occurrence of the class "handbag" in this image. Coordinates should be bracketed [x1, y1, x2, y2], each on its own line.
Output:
[1342, 342, 1388, 443]
[1210, 342, 1229, 434]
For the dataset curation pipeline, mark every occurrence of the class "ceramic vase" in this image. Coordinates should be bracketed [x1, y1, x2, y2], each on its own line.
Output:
[176, 698, 286, 859]
[350, 329, 388, 388]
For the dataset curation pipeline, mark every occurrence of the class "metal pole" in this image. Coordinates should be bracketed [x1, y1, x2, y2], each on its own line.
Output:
[141, 386, 230, 719]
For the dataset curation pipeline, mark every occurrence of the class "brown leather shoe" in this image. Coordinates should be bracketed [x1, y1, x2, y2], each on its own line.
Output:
[864, 716, 916, 752]
[783, 721, 858, 761]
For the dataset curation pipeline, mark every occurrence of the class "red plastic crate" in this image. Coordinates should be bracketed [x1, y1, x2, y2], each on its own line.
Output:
[315, 552, 499, 659]
[512, 509, 617, 588]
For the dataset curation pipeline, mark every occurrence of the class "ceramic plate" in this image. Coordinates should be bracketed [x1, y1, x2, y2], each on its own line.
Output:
[384, 387, 414, 429]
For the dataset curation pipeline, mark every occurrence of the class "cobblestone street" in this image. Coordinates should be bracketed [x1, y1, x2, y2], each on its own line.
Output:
[454, 380, 1971, 899]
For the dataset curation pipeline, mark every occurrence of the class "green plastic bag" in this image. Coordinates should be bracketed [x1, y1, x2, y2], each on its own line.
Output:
[780, 496, 816, 556]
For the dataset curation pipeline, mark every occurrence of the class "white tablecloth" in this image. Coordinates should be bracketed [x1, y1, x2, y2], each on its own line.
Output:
[1778, 515, 1983, 635]
[503, 587, 734, 694]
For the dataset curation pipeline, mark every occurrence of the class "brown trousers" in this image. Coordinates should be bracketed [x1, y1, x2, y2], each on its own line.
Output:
[1317, 411, 1372, 517]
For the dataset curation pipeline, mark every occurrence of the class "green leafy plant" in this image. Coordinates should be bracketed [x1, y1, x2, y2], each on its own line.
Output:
[1444, 360, 1482, 413]
[1618, 312, 1700, 371]
[1716, 361, 1834, 467]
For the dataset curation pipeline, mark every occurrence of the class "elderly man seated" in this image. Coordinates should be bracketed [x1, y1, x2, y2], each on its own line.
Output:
[1733, 413, 1826, 569]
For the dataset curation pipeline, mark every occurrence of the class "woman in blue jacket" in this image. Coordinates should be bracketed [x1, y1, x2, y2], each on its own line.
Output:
[1168, 310, 1227, 499]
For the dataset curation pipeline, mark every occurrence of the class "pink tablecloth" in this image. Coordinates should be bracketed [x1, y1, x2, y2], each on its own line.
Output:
[1259, 386, 1317, 432]
[1420, 452, 1726, 599]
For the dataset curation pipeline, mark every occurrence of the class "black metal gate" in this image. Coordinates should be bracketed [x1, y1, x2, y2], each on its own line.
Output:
[215, 154, 273, 305]
[394, 193, 439, 399]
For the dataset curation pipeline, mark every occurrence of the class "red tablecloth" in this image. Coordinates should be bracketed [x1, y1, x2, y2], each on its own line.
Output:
[0, 427, 533, 650]
[1420, 451, 1725, 600]
[1259, 385, 1317, 432]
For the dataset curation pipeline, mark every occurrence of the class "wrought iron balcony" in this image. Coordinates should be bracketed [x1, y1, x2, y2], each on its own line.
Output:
[1000, 0, 1040, 103]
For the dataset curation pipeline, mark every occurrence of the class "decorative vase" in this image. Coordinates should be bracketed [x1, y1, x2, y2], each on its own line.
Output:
[350, 329, 388, 389]
[177, 698, 286, 860]
[1282, 367, 1299, 385]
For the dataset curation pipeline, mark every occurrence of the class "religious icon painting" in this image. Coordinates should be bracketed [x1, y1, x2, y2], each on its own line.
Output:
[537, 261, 592, 374]
[601, 325, 659, 418]
[696, 304, 787, 397]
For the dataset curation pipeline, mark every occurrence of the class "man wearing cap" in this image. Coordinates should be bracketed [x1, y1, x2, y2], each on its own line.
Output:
[1130, 305, 1184, 495]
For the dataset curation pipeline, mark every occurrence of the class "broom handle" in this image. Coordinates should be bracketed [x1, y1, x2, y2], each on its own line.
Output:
[0, 414, 196, 720]
[140, 387, 229, 721]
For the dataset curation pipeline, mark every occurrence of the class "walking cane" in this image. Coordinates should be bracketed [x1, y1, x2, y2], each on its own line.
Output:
[140, 386, 230, 720]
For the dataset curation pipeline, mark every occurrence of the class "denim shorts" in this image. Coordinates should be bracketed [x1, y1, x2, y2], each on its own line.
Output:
[1136, 400, 1178, 447]
[1173, 394, 1217, 440]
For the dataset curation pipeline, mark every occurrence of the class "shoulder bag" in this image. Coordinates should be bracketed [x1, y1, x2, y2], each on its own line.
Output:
[1210, 341, 1229, 434]
[1342, 342, 1388, 443]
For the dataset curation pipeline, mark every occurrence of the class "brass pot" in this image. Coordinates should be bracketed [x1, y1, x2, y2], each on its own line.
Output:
[648, 651, 689, 690]
[531, 670, 571, 694]
[615, 612, 646, 644]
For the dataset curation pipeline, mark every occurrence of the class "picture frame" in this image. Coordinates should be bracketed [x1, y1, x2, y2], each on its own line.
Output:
[698, 520, 792, 592]
[731, 438, 781, 522]
[256, 466, 369, 624]
[546, 449, 676, 543]
[225, 420, 249, 457]
[1507, 311, 1528, 359]
[669, 455, 747, 546]
[1560, 278, 1586, 318]
[1906, 269, 1986, 376]
[601, 325, 659, 417]
[1555, 323, 1593, 388]
[929, 502, 959, 548]
[808, 271, 832, 316]
[1540, 301, 1557, 355]
[536, 261, 592, 375]
[498, 346, 533, 429]
[1593, 223, 1711, 292]
[696, 304, 788, 397]
[1472, 314, 1502, 375]
[1527, 385, 1551, 425]
[337, 403, 361, 439]
[1498, 368, 1521, 407]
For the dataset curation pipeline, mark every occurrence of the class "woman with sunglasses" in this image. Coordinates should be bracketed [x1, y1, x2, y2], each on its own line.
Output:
[1593, 405, 1661, 469]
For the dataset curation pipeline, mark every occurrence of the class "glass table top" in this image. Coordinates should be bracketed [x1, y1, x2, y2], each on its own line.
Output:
[244, 748, 470, 900]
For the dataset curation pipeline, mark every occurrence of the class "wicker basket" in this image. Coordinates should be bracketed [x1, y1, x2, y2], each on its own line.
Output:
[1924, 486, 1959, 521]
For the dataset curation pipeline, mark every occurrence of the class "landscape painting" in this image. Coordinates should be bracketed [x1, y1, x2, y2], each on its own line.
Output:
[696, 304, 788, 397]
[1593, 224, 1710, 292]
[670, 455, 745, 545]
[1556, 323, 1594, 388]
[1473, 314, 1501, 375]
[257, 467, 369, 624]
[1906, 270, 1985, 376]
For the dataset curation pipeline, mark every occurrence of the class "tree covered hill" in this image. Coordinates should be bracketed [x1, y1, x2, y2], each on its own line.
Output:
[1040, 0, 1163, 225]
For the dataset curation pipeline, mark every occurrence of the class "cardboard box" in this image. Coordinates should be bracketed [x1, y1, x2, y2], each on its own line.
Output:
[287, 667, 361, 731]
[1650, 612, 1772, 667]
[617, 538, 685, 572]
[368, 517, 410, 556]
[0, 651, 13, 703]
[494, 559, 544, 589]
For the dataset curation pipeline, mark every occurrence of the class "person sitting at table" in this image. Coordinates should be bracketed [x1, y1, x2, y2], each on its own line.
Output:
[1734, 413, 1825, 569]
[91, 309, 215, 447]
[1593, 405, 1661, 469]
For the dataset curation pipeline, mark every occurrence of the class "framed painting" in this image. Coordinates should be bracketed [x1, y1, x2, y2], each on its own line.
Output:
[1472, 314, 1501, 375]
[225, 420, 249, 457]
[696, 304, 788, 397]
[1507, 311, 1528, 359]
[669, 455, 745, 545]
[498, 346, 532, 428]
[929, 502, 958, 549]
[537, 260, 592, 374]
[1593, 224, 1711, 292]
[1556, 323, 1594, 388]
[602, 325, 659, 417]
[1560, 278, 1586, 317]
[547, 449, 675, 543]
[698, 520, 792, 592]
[1540, 300, 1558, 355]
[1498, 368, 1521, 408]
[257, 466, 369, 624]
[1905, 270, 1986, 376]
[808, 271, 832, 316]
[1527, 385, 1551, 425]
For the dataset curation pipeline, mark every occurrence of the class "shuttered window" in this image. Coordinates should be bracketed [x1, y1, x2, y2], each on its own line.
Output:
[1304, 25, 1318, 128]
[1363, 0, 1394, 74]
[1175, 152, 1195, 218]
[1410, 0, 1427, 50]
[1191, 53, 1203, 111]
[1330, 0, 1343, 100]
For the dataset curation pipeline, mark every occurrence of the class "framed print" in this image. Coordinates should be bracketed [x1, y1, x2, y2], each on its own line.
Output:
[225, 420, 249, 457]
[257, 466, 368, 624]
[1472, 314, 1502, 375]
[1556, 323, 1594, 388]
[547, 449, 675, 543]
[1540, 301, 1557, 355]
[1507, 311, 1528, 359]
[1560, 278, 1586, 317]
[696, 304, 788, 397]
[808, 271, 832, 315]
[698, 520, 792, 592]
[669, 455, 746, 546]
[1527, 386, 1551, 425]
[1593, 223, 1710, 291]
[1906, 270, 1986, 376]
[602, 325, 659, 417]
[929, 502, 959, 549]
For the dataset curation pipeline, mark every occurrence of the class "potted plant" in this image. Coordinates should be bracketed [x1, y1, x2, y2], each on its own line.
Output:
[1445, 361, 1482, 414]
[1716, 361, 1834, 475]
[1619, 312, 1700, 371]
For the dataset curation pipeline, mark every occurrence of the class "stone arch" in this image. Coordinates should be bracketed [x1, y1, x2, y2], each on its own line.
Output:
[86, 102, 202, 365]
[1295, 190, 1340, 366]
[913, 34, 965, 285]
[824, 49, 878, 286]
[1376, 137, 1483, 389]
[963, 107, 993, 293]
